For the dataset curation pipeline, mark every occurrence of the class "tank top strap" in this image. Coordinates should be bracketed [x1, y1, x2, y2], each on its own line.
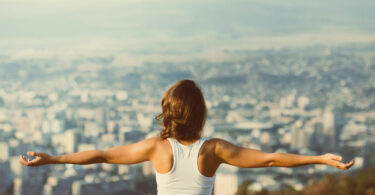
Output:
[166, 138, 177, 163]
[193, 138, 206, 157]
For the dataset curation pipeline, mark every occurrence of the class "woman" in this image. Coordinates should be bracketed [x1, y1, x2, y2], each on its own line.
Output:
[19, 79, 354, 194]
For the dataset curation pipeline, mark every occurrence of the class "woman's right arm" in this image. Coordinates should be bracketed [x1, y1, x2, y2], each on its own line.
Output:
[213, 138, 354, 170]
[19, 137, 159, 167]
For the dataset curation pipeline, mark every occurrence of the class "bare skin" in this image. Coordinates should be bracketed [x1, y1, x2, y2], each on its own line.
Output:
[19, 137, 355, 176]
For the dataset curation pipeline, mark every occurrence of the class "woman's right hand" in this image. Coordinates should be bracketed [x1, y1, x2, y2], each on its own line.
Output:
[19, 152, 52, 167]
[321, 153, 355, 170]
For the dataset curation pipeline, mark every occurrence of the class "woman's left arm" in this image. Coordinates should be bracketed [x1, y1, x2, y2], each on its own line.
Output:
[19, 137, 158, 167]
[214, 138, 355, 170]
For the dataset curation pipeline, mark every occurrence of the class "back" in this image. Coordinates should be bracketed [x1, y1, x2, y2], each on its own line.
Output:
[154, 138, 216, 195]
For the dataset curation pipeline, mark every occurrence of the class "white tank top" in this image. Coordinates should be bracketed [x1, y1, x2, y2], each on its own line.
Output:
[155, 137, 216, 195]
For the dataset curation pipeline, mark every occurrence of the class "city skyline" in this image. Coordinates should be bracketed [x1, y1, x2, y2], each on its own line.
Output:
[1, 0, 375, 194]
[0, 43, 374, 194]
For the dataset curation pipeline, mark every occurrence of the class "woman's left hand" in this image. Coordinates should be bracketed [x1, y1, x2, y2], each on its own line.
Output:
[321, 153, 355, 170]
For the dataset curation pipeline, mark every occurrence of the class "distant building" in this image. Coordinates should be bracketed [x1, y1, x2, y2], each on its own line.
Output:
[214, 173, 239, 195]
[214, 164, 240, 195]
[72, 177, 134, 195]
[65, 129, 80, 153]
[323, 107, 344, 151]
[297, 96, 310, 110]
[106, 121, 119, 134]
[0, 142, 9, 161]
[11, 156, 47, 195]
[291, 128, 309, 149]
[248, 175, 280, 192]
[142, 161, 155, 176]
[42, 119, 65, 134]
[0, 162, 12, 194]
[118, 128, 144, 143]
[84, 121, 102, 137]
[43, 176, 73, 195]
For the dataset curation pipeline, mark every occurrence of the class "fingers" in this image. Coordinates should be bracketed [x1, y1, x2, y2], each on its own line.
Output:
[345, 159, 355, 169]
[329, 154, 356, 170]
[336, 159, 355, 170]
[18, 154, 39, 167]
[324, 153, 355, 170]
[27, 152, 39, 157]
[19, 155, 31, 166]
[326, 153, 342, 161]
[332, 155, 342, 161]
[19, 155, 28, 166]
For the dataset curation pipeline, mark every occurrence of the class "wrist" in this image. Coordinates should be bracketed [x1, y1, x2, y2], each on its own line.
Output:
[318, 155, 326, 164]
[49, 155, 60, 164]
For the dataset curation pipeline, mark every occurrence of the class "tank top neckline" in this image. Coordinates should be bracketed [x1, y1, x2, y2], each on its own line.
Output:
[168, 137, 204, 148]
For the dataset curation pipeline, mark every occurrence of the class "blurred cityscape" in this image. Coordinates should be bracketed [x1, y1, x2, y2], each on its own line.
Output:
[0, 43, 375, 195]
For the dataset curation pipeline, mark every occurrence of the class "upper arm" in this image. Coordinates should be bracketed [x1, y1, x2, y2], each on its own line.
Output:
[213, 138, 273, 168]
[102, 137, 159, 164]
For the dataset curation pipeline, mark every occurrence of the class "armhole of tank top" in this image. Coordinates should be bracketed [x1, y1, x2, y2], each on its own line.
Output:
[157, 138, 176, 175]
[195, 138, 215, 179]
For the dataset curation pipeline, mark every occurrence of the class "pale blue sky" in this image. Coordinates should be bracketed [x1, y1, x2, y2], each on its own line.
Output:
[1, 0, 374, 37]
[1, 0, 375, 60]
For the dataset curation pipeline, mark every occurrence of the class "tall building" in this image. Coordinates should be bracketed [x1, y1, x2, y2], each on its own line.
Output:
[84, 121, 102, 137]
[214, 164, 240, 195]
[323, 108, 335, 136]
[142, 161, 155, 176]
[10, 157, 46, 195]
[10, 156, 29, 178]
[322, 107, 344, 151]
[13, 178, 23, 195]
[0, 161, 12, 194]
[297, 96, 310, 110]
[42, 119, 65, 134]
[291, 128, 309, 149]
[65, 129, 79, 153]
[214, 173, 239, 195]
[0, 142, 9, 162]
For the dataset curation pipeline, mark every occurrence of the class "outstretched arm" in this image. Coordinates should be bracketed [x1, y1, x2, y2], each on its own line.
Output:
[19, 137, 158, 167]
[213, 139, 354, 170]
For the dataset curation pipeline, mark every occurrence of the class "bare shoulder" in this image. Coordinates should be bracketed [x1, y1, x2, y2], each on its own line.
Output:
[147, 137, 173, 166]
[145, 136, 163, 143]
[205, 138, 232, 150]
[203, 138, 233, 155]
[205, 138, 225, 144]
[199, 138, 236, 166]
[143, 136, 165, 147]
[129, 136, 165, 153]
[145, 136, 171, 154]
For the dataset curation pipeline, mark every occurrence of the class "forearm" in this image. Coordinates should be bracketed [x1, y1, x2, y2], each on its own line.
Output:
[50, 150, 106, 165]
[268, 153, 322, 167]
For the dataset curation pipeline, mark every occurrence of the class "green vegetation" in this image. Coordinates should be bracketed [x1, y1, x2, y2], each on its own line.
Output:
[236, 167, 375, 195]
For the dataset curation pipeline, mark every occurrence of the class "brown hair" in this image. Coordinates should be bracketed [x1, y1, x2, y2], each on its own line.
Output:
[156, 79, 207, 141]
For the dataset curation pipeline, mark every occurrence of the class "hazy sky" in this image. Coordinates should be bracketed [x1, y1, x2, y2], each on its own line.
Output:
[1, 0, 375, 60]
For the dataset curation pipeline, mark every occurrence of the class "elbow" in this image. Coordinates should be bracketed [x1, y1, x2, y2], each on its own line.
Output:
[266, 160, 275, 167]
[98, 157, 107, 164]
[265, 153, 276, 167]
[96, 150, 107, 164]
